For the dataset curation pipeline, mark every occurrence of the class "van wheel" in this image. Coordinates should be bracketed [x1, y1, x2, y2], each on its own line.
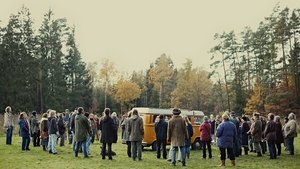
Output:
[192, 138, 201, 150]
[151, 141, 157, 151]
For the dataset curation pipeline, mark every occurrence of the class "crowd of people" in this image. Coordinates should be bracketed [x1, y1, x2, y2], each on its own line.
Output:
[3, 105, 298, 167]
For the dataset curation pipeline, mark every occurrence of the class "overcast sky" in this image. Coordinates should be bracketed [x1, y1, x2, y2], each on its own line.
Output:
[1, 0, 300, 73]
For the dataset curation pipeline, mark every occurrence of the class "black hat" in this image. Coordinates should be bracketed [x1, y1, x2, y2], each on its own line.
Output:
[172, 108, 181, 115]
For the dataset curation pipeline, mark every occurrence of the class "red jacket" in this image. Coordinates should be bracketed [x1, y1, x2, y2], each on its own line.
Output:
[200, 121, 212, 141]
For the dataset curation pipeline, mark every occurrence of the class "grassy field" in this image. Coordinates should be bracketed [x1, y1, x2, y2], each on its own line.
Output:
[0, 134, 299, 169]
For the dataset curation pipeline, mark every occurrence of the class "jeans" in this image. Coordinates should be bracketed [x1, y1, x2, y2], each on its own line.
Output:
[22, 136, 30, 150]
[75, 140, 88, 157]
[48, 134, 57, 153]
[6, 126, 13, 145]
[170, 146, 185, 164]
[131, 141, 142, 160]
[202, 141, 212, 158]
[287, 137, 294, 155]
[71, 131, 76, 151]
[220, 147, 235, 160]
[267, 140, 276, 159]
[86, 136, 92, 154]
[156, 139, 167, 159]
[102, 142, 112, 159]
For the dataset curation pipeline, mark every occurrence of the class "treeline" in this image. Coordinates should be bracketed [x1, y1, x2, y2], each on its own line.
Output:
[0, 6, 92, 113]
[0, 6, 214, 114]
[2, 5, 299, 116]
[210, 5, 300, 116]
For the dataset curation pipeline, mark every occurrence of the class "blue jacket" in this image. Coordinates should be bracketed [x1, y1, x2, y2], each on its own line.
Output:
[19, 119, 30, 137]
[216, 120, 237, 148]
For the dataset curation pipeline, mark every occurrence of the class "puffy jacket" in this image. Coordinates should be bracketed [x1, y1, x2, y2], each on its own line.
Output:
[19, 119, 30, 137]
[200, 121, 211, 141]
[216, 120, 237, 148]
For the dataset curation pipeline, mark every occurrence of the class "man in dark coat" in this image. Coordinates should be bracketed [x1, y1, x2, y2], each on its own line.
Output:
[74, 107, 91, 158]
[155, 114, 168, 159]
[251, 113, 262, 157]
[100, 108, 117, 160]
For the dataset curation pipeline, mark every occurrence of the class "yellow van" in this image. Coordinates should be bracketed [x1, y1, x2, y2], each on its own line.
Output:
[130, 107, 204, 150]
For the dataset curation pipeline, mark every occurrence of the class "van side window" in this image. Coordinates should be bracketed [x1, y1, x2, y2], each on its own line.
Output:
[153, 115, 159, 123]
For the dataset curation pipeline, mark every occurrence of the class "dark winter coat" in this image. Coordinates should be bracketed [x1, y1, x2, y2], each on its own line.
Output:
[200, 121, 211, 141]
[216, 120, 237, 149]
[74, 114, 91, 142]
[155, 119, 168, 140]
[48, 117, 58, 135]
[57, 118, 66, 135]
[19, 119, 30, 138]
[275, 122, 284, 144]
[264, 120, 277, 141]
[167, 115, 188, 147]
[100, 116, 117, 143]
[185, 123, 193, 146]
[40, 117, 48, 139]
[241, 121, 250, 146]
[252, 119, 262, 142]
[30, 115, 40, 134]
[128, 115, 144, 142]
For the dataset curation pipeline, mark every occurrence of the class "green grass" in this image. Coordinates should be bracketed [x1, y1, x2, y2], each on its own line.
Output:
[0, 135, 299, 169]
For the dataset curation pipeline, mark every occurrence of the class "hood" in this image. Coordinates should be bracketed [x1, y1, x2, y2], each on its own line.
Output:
[132, 115, 138, 120]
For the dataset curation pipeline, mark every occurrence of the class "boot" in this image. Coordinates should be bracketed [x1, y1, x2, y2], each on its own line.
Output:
[231, 160, 236, 166]
[187, 153, 190, 159]
[219, 160, 225, 166]
[244, 147, 248, 155]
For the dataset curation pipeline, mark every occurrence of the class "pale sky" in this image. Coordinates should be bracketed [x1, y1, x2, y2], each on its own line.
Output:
[1, 0, 300, 73]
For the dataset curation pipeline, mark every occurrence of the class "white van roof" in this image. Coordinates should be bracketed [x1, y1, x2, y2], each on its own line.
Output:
[131, 107, 204, 117]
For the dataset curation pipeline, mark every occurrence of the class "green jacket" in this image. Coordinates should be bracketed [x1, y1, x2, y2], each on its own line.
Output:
[75, 114, 91, 142]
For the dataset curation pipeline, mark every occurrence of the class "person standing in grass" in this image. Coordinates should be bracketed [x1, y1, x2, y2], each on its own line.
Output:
[30, 111, 40, 147]
[250, 112, 263, 157]
[274, 115, 284, 156]
[200, 116, 212, 159]
[283, 112, 297, 155]
[100, 108, 117, 160]
[3, 106, 14, 145]
[216, 113, 237, 167]
[167, 108, 188, 166]
[264, 113, 277, 159]
[183, 115, 193, 159]
[57, 113, 66, 147]
[241, 116, 250, 155]
[128, 109, 144, 161]
[48, 110, 58, 154]
[40, 113, 49, 151]
[155, 114, 168, 159]
[74, 107, 91, 158]
[19, 112, 30, 151]
[121, 111, 132, 158]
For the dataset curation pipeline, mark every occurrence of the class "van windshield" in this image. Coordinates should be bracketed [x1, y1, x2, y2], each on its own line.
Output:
[194, 116, 203, 125]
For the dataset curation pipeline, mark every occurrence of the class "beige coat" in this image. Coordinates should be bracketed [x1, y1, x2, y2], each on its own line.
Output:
[284, 119, 297, 138]
[167, 115, 188, 147]
[4, 112, 14, 128]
